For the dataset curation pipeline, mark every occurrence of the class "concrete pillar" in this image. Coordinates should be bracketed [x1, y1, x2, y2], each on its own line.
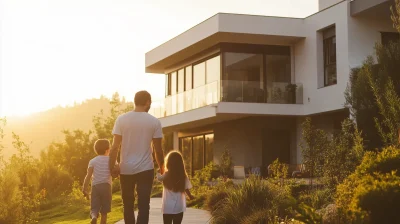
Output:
[172, 131, 179, 150]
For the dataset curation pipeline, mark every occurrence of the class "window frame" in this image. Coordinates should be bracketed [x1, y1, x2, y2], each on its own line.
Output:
[178, 132, 214, 176]
[323, 26, 337, 87]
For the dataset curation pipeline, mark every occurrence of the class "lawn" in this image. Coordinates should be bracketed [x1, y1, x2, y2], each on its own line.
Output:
[38, 181, 163, 224]
[38, 192, 124, 224]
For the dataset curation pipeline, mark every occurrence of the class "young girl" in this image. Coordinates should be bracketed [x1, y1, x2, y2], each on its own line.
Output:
[157, 151, 194, 224]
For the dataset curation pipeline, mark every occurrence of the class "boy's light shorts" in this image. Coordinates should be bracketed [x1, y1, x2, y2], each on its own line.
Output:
[91, 183, 112, 218]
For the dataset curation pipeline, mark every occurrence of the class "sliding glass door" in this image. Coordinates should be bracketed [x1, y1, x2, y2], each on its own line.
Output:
[179, 133, 214, 176]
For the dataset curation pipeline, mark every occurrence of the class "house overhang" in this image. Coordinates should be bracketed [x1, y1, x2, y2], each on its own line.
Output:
[351, 0, 394, 17]
[145, 13, 306, 74]
[159, 102, 306, 132]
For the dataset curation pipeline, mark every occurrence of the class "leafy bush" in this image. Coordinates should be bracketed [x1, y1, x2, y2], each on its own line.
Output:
[317, 204, 339, 224]
[67, 181, 87, 206]
[219, 149, 233, 178]
[39, 162, 74, 198]
[299, 188, 333, 210]
[336, 146, 400, 223]
[191, 162, 214, 196]
[205, 179, 234, 212]
[269, 158, 289, 179]
[0, 168, 22, 224]
[211, 176, 296, 224]
[353, 173, 400, 223]
[294, 203, 322, 224]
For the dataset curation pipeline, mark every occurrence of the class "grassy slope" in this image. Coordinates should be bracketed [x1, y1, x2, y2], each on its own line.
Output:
[39, 182, 163, 224]
[39, 192, 124, 224]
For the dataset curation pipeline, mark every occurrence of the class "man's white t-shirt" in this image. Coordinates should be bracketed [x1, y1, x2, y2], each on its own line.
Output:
[156, 172, 193, 214]
[112, 111, 163, 175]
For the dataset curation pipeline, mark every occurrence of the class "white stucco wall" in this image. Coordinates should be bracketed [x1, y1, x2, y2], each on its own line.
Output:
[213, 117, 297, 168]
[347, 15, 396, 68]
[295, 1, 350, 115]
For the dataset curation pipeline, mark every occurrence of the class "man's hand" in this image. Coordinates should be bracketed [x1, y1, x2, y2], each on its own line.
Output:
[152, 138, 164, 174]
[111, 164, 120, 178]
[109, 135, 122, 171]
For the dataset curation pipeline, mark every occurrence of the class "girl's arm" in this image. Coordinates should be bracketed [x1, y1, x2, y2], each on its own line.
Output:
[82, 167, 94, 195]
[185, 189, 194, 200]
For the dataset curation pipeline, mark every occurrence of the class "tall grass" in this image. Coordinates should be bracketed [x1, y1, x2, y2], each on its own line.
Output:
[211, 176, 296, 224]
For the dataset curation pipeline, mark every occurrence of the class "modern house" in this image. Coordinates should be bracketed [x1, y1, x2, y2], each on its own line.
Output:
[146, 0, 398, 176]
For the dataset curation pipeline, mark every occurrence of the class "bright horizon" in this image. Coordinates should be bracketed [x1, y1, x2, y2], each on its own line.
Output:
[0, 0, 317, 117]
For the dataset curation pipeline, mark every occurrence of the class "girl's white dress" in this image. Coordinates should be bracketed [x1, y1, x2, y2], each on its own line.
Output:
[156, 172, 192, 214]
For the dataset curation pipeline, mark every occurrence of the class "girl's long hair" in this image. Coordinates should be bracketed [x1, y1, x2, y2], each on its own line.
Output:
[163, 151, 188, 192]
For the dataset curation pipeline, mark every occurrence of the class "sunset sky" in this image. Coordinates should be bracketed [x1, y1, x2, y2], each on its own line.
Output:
[0, 0, 317, 117]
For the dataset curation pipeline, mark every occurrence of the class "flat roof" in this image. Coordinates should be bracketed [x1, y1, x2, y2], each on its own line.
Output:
[145, 13, 306, 73]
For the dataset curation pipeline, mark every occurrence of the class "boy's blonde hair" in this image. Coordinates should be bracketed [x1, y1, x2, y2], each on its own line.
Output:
[94, 139, 110, 155]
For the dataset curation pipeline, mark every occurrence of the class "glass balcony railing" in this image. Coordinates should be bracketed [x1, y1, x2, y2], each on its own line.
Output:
[149, 80, 303, 118]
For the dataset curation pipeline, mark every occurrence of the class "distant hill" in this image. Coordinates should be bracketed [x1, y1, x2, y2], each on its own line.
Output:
[3, 96, 130, 158]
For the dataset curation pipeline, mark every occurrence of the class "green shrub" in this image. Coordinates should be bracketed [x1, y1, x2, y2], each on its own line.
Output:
[353, 173, 400, 223]
[187, 194, 206, 209]
[67, 181, 87, 206]
[269, 158, 289, 179]
[205, 179, 234, 212]
[336, 146, 400, 223]
[39, 163, 74, 198]
[0, 168, 22, 224]
[299, 188, 333, 210]
[317, 204, 339, 224]
[220, 149, 233, 178]
[211, 176, 296, 224]
[294, 203, 322, 224]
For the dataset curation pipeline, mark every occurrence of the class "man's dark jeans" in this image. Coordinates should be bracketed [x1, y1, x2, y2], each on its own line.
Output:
[120, 169, 154, 224]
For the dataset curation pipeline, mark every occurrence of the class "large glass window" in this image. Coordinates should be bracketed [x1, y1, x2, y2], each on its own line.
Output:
[185, 66, 192, 91]
[171, 72, 177, 95]
[180, 133, 213, 175]
[266, 55, 291, 103]
[181, 137, 192, 175]
[323, 26, 337, 86]
[206, 56, 220, 84]
[205, 134, 214, 166]
[222, 53, 264, 103]
[165, 74, 171, 96]
[192, 136, 204, 173]
[177, 69, 185, 113]
[171, 72, 177, 114]
[178, 69, 185, 93]
[193, 62, 206, 88]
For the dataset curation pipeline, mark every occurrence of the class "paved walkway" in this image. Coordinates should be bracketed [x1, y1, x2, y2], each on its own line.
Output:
[115, 198, 211, 224]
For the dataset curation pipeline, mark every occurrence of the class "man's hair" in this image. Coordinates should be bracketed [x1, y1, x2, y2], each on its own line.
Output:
[94, 139, 110, 155]
[134, 91, 151, 106]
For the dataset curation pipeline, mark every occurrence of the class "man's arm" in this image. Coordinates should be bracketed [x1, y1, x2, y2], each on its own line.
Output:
[152, 138, 164, 174]
[82, 167, 94, 195]
[109, 134, 122, 171]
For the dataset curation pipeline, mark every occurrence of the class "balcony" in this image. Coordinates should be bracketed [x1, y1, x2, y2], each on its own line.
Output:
[150, 81, 303, 118]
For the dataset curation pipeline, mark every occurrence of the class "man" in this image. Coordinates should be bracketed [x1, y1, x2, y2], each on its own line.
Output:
[109, 90, 164, 224]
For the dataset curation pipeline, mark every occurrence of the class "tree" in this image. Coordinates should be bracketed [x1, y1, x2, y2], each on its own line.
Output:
[323, 119, 364, 188]
[300, 118, 329, 186]
[93, 92, 134, 141]
[345, 1, 400, 149]
[391, 0, 400, 33]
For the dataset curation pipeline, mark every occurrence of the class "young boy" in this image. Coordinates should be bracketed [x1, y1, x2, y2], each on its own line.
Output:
[82, 139, 118, 224]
